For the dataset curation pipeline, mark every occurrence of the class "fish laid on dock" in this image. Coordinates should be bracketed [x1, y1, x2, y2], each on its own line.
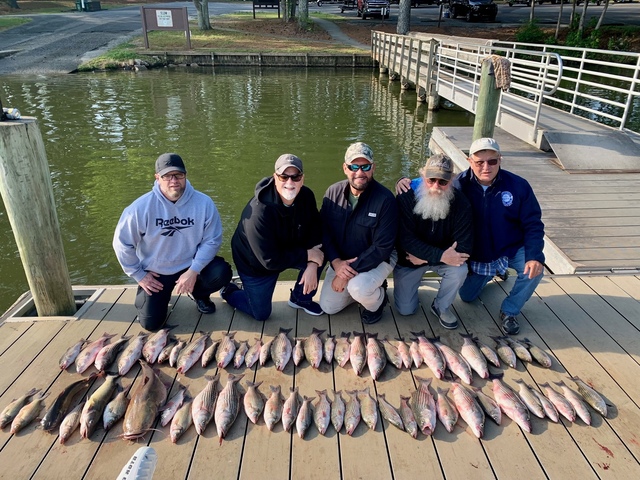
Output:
[59, 338, 88, 371]
[1, 387, 41, 429]
[122, 361, 167, 440]
[41, 374, 96, 432]
[214, 374, 244, 444]
[10, 391, 50, 434]
[76, 332, 116, 374]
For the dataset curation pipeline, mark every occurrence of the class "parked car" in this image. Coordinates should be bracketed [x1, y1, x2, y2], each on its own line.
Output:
[411, 0, 441, 6]
[449, 0, 497, 22]
[508, 0, 531, 6]
[357, 0, 391, 18]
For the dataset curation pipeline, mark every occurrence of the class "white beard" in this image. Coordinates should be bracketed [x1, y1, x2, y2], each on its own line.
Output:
[413, 181, 454, 221]
[280, 188, 298, 202]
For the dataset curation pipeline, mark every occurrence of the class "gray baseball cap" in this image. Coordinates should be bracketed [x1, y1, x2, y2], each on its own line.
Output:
[274, 154, 303, 174]
[423, 153, 454, 181]
[344, 142, 374, 165]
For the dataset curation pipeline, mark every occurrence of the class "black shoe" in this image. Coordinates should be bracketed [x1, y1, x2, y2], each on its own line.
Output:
[500, 312, 520, 335]
[195, 297, 216, 314]
[288, 289, 324, 316]
[220, 282, 240, 301]
[430, 301, 458, 330]
[361, 288, 388, 325]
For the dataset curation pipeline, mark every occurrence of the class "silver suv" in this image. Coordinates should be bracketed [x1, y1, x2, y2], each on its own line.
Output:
[358, 0, 391, 19]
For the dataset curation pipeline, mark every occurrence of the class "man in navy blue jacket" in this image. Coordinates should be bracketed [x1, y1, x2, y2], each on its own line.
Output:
[456, 138, 545, 335]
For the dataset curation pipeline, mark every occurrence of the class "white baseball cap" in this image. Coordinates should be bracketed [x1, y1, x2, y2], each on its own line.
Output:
[469, 138, 501, 156]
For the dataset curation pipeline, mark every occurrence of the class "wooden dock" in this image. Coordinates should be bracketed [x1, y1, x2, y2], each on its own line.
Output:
[1, 276, 640, 480]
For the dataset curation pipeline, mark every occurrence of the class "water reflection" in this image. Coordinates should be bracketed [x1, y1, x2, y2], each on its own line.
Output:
[0, 68, 473, 314]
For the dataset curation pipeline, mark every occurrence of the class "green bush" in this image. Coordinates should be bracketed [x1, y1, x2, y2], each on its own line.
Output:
[515, 21, 550, 45]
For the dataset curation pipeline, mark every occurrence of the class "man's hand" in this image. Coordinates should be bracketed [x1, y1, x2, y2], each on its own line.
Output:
[332, 275, 349, 293]
[524, 260, 544, 279]
[139, 271, 163, 295]
[440, 241, 470, 267]
[406, 253, 428, 266]
[298, 262, 318, 295]
[307, 244, 324, 266]
[395, 177, 411, 195]
[332, 257, 358, 280]
[175, 268, 198, 295]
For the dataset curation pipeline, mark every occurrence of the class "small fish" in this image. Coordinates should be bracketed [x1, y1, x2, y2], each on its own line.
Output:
[176, 331, 209, 374]
[531, 388, 559, 423]
[305, 328, 325, 369]
[171, 340, 188, 368]
[296, 396, 314, 439]
[473, 336, 501, 368]
[233, 340, 249, 369]
[435, 387, 458, 433]
[571, 376, 607, 417]
[380, 337, 402, 370]
[192, 375, 220, 435]
[160, 385, 187, 427]
[264, 385, 284, 431]
[59, 338, 88, 370]
[432, 337, 472, 385]
[470, 386, 501, 425]
[314, 390, 332, 435]
[399, 395, 418, 439]
[491, 336, 517, 368]
[324, 335, 336, 364]
[259, 338, 273, 366]
[94, 335, 131, 372]
[514, 379, 545, 419]
[214, 374, 244, 444]
[200, 338, 218, 368]
[350, 331, 367, 376]
[59, 401, 84, 444]
[157, 338, 177, 364]
[344, 390, 361, 436]
[411, 376, 436, 435]
[282, 387, 299, 433]
[103, 384, 130, 431]
[1, 387, 41, 429]
[411, 331, 445, 379]
[377, 393, 404, 431]
[409, 338, 423, 369]
[117, 332, 148, 376]
[556, 381, 591, 425]
[293, 338, 305, 366]
[170, 397, 193, 443]
[366, 333, 387, 380]
[142, 326, 174, 364]
[459, 333, 489, 379]
[521, 338, 552, 368]
[243, 381, 265, 425]
[10, 391, 50, 434]
[244, 338, 263, 369]
[541, 382, 576, 423]
[491, 376, 531, 433]
[360, 387, 378, 431]
[395, 337, 412, 369]
[216, 331, 237, 369]
[450, 382, 485, 439]
[505, 337, 532, 363]
[330, 390, 345, 433]
[80, 374, 119, 438]
[76, 332, 117, 373]
[334, 332, 351, 368]
[271, 328, 293, 371]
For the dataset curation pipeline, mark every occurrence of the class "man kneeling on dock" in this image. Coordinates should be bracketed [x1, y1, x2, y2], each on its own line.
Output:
[393, 154, 472, 330]
[113, 153, 232, 331]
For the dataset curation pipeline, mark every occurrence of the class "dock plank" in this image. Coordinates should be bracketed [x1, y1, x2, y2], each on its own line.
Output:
[0, 321, 33, 358]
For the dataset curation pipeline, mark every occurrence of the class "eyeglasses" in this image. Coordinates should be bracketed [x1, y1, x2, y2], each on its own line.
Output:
[160, 173, 186, 181]
[472, 158, 500, 167]
[275, 173, 303, 182]
[425, 178, 449, 187]
[346, 163, 373, 172]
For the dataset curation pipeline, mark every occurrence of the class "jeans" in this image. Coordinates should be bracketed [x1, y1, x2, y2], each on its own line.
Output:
[224, 267, 321, 322]
[393, 263, 468, 316]
[459, 247, 542, 316]
[135, 255, 232, 331]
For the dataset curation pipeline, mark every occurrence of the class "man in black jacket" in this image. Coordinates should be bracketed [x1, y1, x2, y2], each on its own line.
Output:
[393, 154, 472, 329]
[319, 142, 398, 324]
[221, 154, 324, 321]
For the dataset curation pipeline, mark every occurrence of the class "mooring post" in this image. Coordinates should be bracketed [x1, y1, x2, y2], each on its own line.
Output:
[0, 115, 76, 316]
[472, 57, 501, 140]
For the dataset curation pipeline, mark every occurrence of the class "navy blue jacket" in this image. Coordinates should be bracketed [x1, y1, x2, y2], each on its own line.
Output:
[321, 179, 397, 274]
[455, 168, 545, 264]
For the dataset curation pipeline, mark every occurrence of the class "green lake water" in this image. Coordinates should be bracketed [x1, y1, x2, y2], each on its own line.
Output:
[0, 67, 473, 315]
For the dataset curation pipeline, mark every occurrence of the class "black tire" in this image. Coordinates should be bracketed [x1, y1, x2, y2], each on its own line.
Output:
[450, 6, 458, 18]
[508, 1, 513, 5]
[465, 10, 472, 22]
[490, 14, 497, 21]
[385, 12, 390, 18]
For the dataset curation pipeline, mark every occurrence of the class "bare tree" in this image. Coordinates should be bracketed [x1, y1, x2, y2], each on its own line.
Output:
[397, 0, 411, 35]
[555, 0, 566, 40]
[570, 0, 578, 26]
[529, 0, 536, 23]
[193, 0, 212, 30]
[595, 0, 610, 30]
[3, 0, 19, 8]
[578, 0, 588, 35]
[298, 0, 309, 26]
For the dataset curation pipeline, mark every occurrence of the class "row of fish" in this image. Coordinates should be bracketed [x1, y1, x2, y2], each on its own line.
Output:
[57, 328, 552, 385]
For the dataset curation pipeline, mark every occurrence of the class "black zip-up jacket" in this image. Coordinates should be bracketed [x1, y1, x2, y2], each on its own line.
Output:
[231, 177, 322, 277]
[396, 179, 473, 268]
[321, 179, 397, 274]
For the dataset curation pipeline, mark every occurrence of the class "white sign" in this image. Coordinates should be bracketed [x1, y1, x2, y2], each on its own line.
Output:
[156, 10, 173, 28]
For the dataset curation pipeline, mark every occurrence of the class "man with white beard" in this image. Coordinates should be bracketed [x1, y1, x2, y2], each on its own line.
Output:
[221, 154, 324, 321]
[393, 154, 473, 329]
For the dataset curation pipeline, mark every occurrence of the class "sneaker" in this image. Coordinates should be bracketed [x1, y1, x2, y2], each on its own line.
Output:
[220, 282, 240, 301]
[431, 301, 458, 329]
[500, 312, 520, 335]
[361, 289, 388, 325]
[495, 270, 510, 282]
[288, 290, 324, 316]
[195, 297, 216, 314]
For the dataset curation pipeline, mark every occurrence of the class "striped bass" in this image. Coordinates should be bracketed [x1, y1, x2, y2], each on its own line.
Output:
[41, 374, 96, 431]
[380, 336, 402, 370]
[176, 331, 209, 374]
[192, 374, 220, 435]
[556, 380, 591, 425]
[103, 384, 130, 431]
[1, 387, 41, 429]
[330, 390, 345, 433]
[270, 328, 293, 371]
[399, 395, 418, 439]
[282, 387, 299, 433]
[59, 401, 84, 444]
[314, 390, 331, 435]
[344, 390, 361, 436]
[377, 393, 404, 431]
[10, 391, 50, 434]
[324, 335, 336, 364]
[216, 331, 237, 369]
[459, 333, 489, 379]
[531, 388, 559, 423]
[522, 338, 552, 368]
[215, 374, 244, 444]
[505, 337, 532, 363]
[395, 337, 412, 369]
[411, 376, 436, 435]
[160, 384, 187, 427]
[450, 382, 485, 438]
[304, 328, 325, 369]
[243, 381, 265, 425]
[171, 340, 188, 368]
[170, 397, 193, 443]
[514, 379, 545, 419]
[491, 376, 531, 433]
[200, 338, 217, 368]
[244, 337, 263, 369]
[473, 336, 501, 368]
[432, 338, 472, 385]
[366, 333, 387, 380]
[142, 326, 175, 364]
[59, 338, 88, 370]
[80, 374, 119, 438]
[76, 332, 117, 373]
[264, 385, 284, 431]
[117, 332, 148, 376]
[491, 336, 516, 368]
[350, 331, 367, 376]
[540, 382, 575, 422]
[233, 340, 249, 369]
[95, 335, 131, 372]
[122, 361, 167, 440]
[296, 396, 314, 439]
[334, 332, 351, 368]
[470, 386, 501, 425]
[571, 376, 607, 417]
[409, 338, 423, 369]
[360, 387, 378, 431]
[435, 387, 458, 433]
[411, 331, 445, 379]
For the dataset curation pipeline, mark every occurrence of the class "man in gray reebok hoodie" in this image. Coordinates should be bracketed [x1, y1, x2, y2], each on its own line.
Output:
[113, 153, 232, 331]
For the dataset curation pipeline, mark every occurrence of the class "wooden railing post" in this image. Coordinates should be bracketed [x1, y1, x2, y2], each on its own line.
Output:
[472, 58, 501, 140]
[0, 117, 76, 316]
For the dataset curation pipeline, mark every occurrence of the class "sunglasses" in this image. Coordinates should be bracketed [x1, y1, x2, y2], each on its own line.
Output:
[425, 178, 449, 186]
[346, 163, 373, 172]
[275, 173, 303, 182]
[472, 158, 500, 167]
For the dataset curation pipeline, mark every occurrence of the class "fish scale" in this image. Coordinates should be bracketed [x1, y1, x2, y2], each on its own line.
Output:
[314, 390, 331, 435]
[160, 385, 187, 427]
[244, 338, 263, 368]
[305, 328, 325, 368]
[470, 386, 502, 425]
[435, 387, 458, 433]
[522, 338, 552, 368]
[243, 381, 265, 425]
[170, 398, 193, 443]
[411, 376, 436, 435]
[409, 339, 423, 368]
[59, 338, 88, 370]
[395, 337, 412, 369]
[514, 379, 545, 419]
[176, 331, 209, 374]
[380, 336, 402, 370]
[571, 376, 607, 417]
[432, 338, 472, 384]
[234, 340, 249, 369]
[80, 374, 119, 438]
[344, 390, 361, 435]
[200, 339, 218, 368]
[399, 395, 418, 438]
[271, 328, 293, 371]
[10, 391, 50, 434]
[296, 396, 314, 439]
[411, 332, 444, 379]
[540, 382, 575, 422]
[103, 386, 130, 431]
[459, 333, 489, 379]
[350, 332, 367, 376]
[216, 331, 237, 369]
[282, 387, 299, 432]
[505, 337, 532, 363]
[157, 339, 177, 364]
[264, 385, 284, 431]
[377, 393, 404, 431]
[214, 374, 244, 444]
[491, 336, 517, 368]
[142, 327, 173, 364]
[324, 335, 336, 364]
[366, 333, 387, 380]
[450, 382, 485, 438]
[491, 377, 531, 433]
[556, 380, 591, 425]
[330, 390, 345, 433]
[473, 336, 501, 368]
[360, 387, 378, 430]
[531, 388, 559, 423]
[334, 332, 351, 368]
[293, 338, 305, 366]
[192, 374, 220, 435]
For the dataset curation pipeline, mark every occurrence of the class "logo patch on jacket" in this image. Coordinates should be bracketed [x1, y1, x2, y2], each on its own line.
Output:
[156, 216, 195, 236]
[501, 191, 513, 207]
[368, 212, 377, 217]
